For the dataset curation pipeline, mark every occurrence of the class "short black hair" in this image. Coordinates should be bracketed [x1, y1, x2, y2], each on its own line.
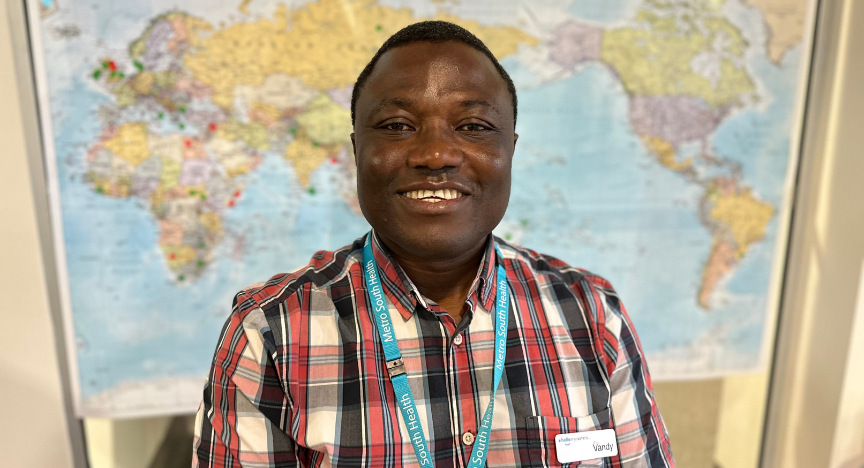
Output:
[350, 21, 518, 126]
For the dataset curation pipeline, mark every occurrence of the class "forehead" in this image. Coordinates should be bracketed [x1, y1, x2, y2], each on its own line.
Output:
[358, 41, 511, 115]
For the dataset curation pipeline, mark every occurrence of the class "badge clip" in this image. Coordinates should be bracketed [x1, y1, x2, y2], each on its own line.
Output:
[386, 358, 406, 378]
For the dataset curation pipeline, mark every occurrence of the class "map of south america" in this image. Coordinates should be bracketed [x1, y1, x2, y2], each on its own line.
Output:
[545, 3, 777, 308]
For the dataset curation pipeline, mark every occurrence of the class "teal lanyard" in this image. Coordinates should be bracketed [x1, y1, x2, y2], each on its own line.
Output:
[362, 233, 510, 467]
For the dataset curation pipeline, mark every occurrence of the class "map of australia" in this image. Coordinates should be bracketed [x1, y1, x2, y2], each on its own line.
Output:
[33, 0, 813, 416]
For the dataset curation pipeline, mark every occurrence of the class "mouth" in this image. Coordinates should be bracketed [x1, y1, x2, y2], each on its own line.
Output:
[399, 189, 467, 203]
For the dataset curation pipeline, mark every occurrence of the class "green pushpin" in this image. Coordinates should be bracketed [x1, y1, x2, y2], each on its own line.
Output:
[133, 60, 144, 71]
[308, 187, 316, 195]
[158, 112, 164, 119]
[178, 275, 185, 281]
[92, 70, 101, 79]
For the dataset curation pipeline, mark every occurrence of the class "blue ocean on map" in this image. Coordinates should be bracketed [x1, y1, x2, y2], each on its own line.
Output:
[58, 97, 371, 398]
[504, 58, 719, 353]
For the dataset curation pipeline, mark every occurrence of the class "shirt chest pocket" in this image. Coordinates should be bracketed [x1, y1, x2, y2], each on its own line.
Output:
[524, 408, 615, 468]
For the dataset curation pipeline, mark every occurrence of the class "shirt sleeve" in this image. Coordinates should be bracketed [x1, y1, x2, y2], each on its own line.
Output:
[589, 277, 675, 468]
[193, 292, 298, 467]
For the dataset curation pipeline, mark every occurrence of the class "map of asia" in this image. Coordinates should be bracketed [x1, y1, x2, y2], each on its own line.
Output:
[30, 0, 815, 416]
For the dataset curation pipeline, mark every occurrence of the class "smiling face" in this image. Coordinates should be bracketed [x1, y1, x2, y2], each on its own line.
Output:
[352, 41, 517, 261]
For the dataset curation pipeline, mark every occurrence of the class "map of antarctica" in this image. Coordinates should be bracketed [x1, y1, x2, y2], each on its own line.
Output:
[31, 0, 814, 416]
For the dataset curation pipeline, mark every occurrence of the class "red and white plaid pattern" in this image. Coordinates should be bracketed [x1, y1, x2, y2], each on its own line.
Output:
[193, 233, 674, 467]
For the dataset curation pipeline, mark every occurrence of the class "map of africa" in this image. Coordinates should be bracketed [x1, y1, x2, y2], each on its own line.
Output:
[31, 0, 814, 417]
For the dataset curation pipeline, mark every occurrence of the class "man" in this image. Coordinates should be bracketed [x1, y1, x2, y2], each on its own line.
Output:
[193, 21, 674, 467]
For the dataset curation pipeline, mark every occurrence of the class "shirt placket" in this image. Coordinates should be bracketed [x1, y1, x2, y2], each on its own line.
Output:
[451, 316, 478, 466]
[425, 303, 476, 468]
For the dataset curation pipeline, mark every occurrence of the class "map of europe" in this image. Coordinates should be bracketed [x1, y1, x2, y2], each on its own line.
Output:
[33, 0, 814, 416]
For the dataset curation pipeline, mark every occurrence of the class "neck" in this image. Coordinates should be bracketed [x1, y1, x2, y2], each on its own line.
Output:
[378, 235, 487, 324]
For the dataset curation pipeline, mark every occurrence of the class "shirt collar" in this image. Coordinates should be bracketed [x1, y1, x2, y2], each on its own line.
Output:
[368, 230, 499, 320]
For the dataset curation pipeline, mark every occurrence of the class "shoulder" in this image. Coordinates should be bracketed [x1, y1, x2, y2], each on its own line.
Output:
[207, 236, 364, 392]
[497, 237, 630, 374]
[231, 236, 365, 319]
[495, 236, 617, 297]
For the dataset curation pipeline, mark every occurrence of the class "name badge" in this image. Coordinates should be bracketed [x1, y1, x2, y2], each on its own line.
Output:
[554, 429, 618, 464]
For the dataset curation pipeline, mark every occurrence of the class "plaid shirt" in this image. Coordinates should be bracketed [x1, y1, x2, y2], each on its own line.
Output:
[193, 232, 674, 467]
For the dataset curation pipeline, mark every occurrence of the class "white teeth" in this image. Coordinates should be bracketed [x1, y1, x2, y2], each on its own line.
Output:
[401, 189, 466, 201]
[442, 189, 465, 200]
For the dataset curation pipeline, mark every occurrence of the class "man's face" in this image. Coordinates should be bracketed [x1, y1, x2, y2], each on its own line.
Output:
[352, 41, 517, 260]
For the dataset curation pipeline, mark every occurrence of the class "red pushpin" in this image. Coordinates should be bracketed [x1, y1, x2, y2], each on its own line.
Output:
[209, 123, 218, 132]
[108, 61, 117, 72]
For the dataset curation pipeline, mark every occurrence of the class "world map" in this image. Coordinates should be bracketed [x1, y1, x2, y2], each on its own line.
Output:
[32, 0, 813, 416]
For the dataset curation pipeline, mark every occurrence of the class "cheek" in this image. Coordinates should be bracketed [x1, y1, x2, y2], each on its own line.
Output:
[483, 152, 512, 209]
[358, 150, 397, 195]
[488, 147, 508, 167]
[358, 148, 383, 176]
[361, 145, 405, 185]
[484, 150, 512, 183]
[492, 157, 509, 171]
[481, 140, 514, 173]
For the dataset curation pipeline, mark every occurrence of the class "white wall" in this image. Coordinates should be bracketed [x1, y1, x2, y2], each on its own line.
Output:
[0, 1, 75, 466]
[1, 1, 174, 466]
[831, 261, 864, 467]
[764, 0, 864, 466]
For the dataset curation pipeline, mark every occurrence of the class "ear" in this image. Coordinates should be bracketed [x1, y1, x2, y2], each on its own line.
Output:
[513, 133, 519, 146]
[350, 133, 357, 167]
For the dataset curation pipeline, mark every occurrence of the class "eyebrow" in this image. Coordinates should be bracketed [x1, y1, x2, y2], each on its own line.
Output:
[368, 97, 501, 117]
[459, 99, 500, 114]
[369, 97, 415, 116]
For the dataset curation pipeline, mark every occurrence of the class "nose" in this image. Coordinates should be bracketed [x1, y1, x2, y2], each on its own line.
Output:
[406, 123, 464, 171]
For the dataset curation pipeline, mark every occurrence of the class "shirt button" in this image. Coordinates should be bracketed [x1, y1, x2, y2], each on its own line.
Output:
[453, 334, 463, 345]
[462, 431, 475, 446]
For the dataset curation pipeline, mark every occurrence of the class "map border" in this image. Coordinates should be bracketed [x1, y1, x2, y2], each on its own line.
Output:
[21, 0, 821, 418]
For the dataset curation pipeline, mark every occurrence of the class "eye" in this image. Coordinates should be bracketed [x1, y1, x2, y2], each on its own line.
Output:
[380, 122, 414, 132]
[459, 123, 492, 132]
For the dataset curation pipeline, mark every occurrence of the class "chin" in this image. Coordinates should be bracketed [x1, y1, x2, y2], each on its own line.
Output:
[385, 223, 491, 261]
